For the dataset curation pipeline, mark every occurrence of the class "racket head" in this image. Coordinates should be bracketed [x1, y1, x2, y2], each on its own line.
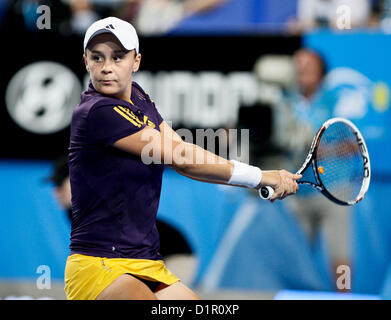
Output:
[311, 118, 371, 205]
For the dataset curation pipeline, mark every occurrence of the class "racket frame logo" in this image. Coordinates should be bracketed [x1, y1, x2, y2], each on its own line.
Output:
[354, 130, 370, 179]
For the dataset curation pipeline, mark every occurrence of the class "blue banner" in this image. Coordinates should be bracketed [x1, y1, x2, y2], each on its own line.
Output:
[304, 30, 391, 175]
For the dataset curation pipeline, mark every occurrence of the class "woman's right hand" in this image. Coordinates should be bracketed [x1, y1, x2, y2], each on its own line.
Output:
[258, 170, 301, 201]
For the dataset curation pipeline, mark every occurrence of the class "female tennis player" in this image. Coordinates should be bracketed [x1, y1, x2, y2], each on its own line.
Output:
[64, 17, 301, 300]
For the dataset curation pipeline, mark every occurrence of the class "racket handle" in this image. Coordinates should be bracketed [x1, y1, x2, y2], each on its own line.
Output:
[259, 186, 274, 200]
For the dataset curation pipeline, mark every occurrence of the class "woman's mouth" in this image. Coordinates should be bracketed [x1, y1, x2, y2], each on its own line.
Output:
[100, 80, 115, 85]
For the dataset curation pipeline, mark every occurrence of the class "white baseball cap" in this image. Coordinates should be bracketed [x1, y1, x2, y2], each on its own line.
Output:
[83, 17, 139, 53]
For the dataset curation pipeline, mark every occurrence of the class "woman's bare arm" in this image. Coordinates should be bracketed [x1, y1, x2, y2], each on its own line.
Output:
[113, 121, 300, 200]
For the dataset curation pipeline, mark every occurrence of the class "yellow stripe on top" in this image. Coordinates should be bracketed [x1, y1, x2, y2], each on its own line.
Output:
[115, 104, 157, 129]
[147, 120, 156, 129]
[117, 106, 144, 126]
[113, 106, 141, 128]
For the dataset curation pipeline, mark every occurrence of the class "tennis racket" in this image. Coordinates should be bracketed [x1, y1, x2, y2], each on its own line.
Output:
[259, 117, 371, 205]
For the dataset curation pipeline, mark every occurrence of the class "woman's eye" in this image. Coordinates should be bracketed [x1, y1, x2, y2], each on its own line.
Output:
[92, 56, 102, 62]
[114, 56, 122, 62]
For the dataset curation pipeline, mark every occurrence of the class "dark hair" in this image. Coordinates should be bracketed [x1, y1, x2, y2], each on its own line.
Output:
[295, 48, 328, 77]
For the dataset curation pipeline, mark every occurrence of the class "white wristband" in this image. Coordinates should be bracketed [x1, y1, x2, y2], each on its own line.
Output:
[227, 160, 262, 188]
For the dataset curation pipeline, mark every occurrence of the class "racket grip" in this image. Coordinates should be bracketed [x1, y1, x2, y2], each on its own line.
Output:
[259, 186, 274, 200]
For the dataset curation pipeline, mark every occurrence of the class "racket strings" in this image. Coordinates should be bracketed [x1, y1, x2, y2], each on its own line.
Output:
[316, 122, 364, 203]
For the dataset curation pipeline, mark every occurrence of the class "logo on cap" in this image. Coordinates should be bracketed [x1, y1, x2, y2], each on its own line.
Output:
[105, 24, 115, 30]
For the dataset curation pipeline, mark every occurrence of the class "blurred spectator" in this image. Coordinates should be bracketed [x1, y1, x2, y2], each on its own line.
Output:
[68, 0, 99, 35]
[368, 0, 383, 27]
[63, 0, 128, 35]
[46, 155, 72, 220]
[134, 0, 227, 35]
[2, 0, 72, 34]
[110, 0, 142, 26]
[5, 0, 384, 35]
[378, 0, 391, 32]
[288, 0, 371, 32]
[262, 48, 352, 291]
[20, 0, 41, 32]
[62, 0, 227, 35]
[289, 49, 330, 133]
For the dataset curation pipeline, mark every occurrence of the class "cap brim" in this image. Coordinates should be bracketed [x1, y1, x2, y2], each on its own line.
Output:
[84, 29, 113, 51]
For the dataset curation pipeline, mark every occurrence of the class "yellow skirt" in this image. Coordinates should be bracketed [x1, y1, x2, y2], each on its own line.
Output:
[64, 254, 180, 300]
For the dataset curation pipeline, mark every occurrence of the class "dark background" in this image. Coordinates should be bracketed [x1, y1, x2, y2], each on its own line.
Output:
[0, 29, 300, 160]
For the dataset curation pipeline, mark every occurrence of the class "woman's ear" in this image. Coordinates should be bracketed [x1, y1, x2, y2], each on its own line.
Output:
[83, 53, 90, 72]
[133, 53, 141, 73]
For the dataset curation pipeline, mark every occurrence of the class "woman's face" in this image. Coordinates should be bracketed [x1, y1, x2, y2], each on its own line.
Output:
[84, 33, 141, 101]
[294, 50, 323, 99]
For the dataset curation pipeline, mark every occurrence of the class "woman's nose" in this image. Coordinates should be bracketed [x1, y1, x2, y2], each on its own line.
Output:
[101, 60, 113, 73]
